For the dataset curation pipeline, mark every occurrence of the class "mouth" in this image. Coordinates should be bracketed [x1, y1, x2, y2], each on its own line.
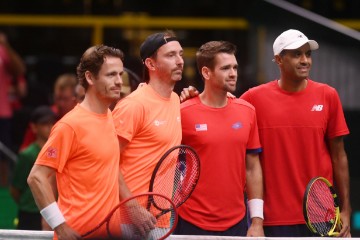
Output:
[111, 88, 121, 93]
[227, 80, 237, 85]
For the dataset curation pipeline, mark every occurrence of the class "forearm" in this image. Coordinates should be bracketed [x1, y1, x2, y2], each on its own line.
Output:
[118, 172, 133, 201]
[333, 154, 351, 213]
[27, 166, 57, 209]
[246, 154, 263, 199]
[329, 137, 351, 213]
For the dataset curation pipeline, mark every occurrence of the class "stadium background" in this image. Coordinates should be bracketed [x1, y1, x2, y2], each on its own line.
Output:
[0, 0, 359, 237]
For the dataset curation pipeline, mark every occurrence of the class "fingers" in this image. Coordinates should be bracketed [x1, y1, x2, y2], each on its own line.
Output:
[180, 88, 190, 103]
[338, 224, 351, 237]
[226, 91, 236, 98]
[180, 86, 199, 103]
[188, 86, 199, 97]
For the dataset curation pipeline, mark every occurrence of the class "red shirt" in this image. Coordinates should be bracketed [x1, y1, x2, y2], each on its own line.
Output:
[179, 97, 261, 231]
[241, 79, 349, 226]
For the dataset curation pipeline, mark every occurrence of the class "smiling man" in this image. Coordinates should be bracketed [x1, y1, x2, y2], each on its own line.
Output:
[179, 29, 352, 238]
[175, 41, 264, 237]
[240, 29, 351, 237]
[27, 45, 146, 240]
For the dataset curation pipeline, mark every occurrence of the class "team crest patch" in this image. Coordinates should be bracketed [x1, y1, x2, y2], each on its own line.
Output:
[46, 147, 58, 158]
[232, 122, 243, 129]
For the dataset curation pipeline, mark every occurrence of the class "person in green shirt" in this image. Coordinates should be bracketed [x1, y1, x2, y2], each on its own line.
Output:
[10, 105, 56, 230]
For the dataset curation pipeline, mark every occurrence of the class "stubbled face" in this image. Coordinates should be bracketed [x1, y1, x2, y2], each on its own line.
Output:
[92, 56, 124, 103]
[278, 43, 312, 82]
[207, 53, 238, 93]
[154, 41, 184, 83]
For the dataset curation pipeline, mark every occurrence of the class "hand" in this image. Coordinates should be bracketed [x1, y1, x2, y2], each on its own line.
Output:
[54, 222, 82, 240]
[180, 86, 199, 103]
[126, 202, 157, 238]
[226, 92, 236, 99]
[41, 217, 52, 231]
[246, 217, 264, 237]
[337, 210, 351, 237]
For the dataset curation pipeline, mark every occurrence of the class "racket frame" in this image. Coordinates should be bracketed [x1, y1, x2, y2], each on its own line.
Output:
[303, 176, 341, 237]
[148, 144, 200, 208]
[81, 192, 178, 240]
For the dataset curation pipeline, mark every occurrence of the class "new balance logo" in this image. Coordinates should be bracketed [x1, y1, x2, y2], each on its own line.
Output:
[311, 105, 323, 111]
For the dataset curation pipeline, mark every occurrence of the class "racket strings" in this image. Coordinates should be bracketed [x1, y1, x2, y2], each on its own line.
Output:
[153, 147, 200, 206]
[107, 194, 176, 240]
[307, 180, 337, 235]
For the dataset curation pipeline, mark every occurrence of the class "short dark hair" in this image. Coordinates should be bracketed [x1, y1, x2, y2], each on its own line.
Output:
[196, 41, 237, 80]
[76, 45, 124, 90]
[30, 105, 56, 124]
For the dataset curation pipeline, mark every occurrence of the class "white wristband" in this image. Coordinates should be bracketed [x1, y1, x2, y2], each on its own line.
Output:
[40, 202, 66, 229]
[248, 199, 264, 219]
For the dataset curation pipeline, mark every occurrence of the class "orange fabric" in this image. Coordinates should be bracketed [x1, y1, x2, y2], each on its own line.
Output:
[112, 84, 182, 195]
[35, 105, 120, 238]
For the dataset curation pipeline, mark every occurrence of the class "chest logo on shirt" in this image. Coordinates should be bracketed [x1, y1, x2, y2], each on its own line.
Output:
[154, 120, 167, 126]
[46, 147, 58, 159]
[232, 122, 243, 129]
[195, 123, 207, 131]
[311, 104, 323, 112]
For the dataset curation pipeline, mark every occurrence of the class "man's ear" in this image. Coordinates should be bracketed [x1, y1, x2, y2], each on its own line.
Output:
[85, 71, 94, 86]
[274, 55, 282, 65]
[144, 58, 155, 71]
[201, 66, 211, 80]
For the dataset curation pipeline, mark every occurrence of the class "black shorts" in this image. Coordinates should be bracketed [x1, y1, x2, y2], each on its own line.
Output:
[264, 224, 317, 237]
[173, 215, 247, 236]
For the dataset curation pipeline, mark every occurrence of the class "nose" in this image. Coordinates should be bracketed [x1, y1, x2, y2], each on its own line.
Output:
[300, 53, 309, 63]
[230, 68, 237, 77]
[177, 54, 184, 66]
[116, 74, 123, 86]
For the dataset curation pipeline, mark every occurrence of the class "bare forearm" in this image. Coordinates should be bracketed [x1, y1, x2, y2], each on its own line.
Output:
[246, 154, 263, 199]
[118, 172, 132, 201]
[333, 154, 351, 212]
[27, 166, 57, 209]
[329, 137, 351, 213]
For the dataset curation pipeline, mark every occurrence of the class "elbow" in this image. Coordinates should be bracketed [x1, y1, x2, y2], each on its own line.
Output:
[27, 171, 39, 189]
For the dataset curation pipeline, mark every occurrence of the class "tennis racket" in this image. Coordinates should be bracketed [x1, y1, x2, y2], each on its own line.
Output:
[303, 176, 342, 237]
[148, 144, 200, 209]
[82, 192, 178, 240]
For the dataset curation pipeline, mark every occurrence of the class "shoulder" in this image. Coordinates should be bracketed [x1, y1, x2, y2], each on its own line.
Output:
[231, 98, 256, 111]
[113, 94, 145, 116]
[180, 97, 200, 110]
[170, 92, 180, 102]
[308, 79, 336, 92]
[241, 81, 276, 98]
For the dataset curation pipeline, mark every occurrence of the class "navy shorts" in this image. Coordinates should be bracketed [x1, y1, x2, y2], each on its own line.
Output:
[173, 215, 247, 236]
[264, 224, 317, 237]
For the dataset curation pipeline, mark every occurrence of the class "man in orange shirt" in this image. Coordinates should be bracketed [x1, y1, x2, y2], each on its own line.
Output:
[112, 30, 183, 196]
[28, 45, 155, 239]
